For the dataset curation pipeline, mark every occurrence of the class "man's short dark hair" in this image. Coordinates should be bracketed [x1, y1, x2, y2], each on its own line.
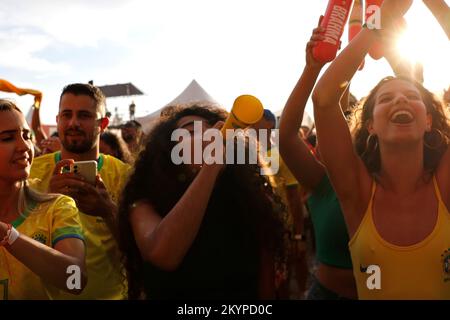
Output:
[122, 120, 142, 129]
[60, 83, 106, 117]
[262, 109, 276, 128]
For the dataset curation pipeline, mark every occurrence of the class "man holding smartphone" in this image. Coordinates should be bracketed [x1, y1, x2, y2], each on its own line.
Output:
[29, 83, 130, 299]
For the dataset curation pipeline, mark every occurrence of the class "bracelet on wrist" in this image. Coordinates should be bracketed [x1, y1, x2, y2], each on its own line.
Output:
[8, 226, 20, 245]
[0, 224, 20, 247]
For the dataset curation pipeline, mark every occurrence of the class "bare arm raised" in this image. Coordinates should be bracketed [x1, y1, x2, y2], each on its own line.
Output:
[129, 163, 223, 271]
[311, 0, 413, 234]
[423, 0, 450, 39]
[128, 121, 225, 271]
[279, 18, 327, 191]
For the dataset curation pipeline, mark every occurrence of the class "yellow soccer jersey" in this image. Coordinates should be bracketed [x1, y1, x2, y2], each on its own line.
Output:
[29, 152, 130, 300]
[0, 195, 84, 300]
[265, 147, 299, 201]
[262, 147, 300, 238]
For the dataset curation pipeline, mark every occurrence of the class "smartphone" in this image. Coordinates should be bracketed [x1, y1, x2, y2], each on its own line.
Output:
[70, 160, 97, 184]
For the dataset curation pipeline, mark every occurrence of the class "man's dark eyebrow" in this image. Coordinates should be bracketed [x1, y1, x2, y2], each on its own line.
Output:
[61, 108, 93, 113]
[78, 110, 95, 115]
[60, 109, 95, 116]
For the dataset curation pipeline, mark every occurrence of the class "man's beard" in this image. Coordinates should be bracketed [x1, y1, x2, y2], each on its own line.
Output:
[62, 131, 95, 153]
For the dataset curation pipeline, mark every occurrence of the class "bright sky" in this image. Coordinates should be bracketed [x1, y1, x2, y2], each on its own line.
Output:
[1, 0, 449, 125]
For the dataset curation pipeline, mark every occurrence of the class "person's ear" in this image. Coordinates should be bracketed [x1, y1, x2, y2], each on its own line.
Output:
[426, 113, 432, 132]
[100, 117, 109, 131]
[366, 119, 375, 135]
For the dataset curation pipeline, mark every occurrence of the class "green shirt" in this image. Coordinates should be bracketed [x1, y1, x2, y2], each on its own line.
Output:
[307, 174, 353, 269]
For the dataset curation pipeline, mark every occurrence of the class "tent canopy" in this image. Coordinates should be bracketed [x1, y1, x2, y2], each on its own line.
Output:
[98, 82, 144, 98]
[164, 79, 218, 107]
[136, 79, 219, 133]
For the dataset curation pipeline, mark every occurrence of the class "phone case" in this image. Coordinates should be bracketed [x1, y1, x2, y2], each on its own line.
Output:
[71, 160, 97, 184]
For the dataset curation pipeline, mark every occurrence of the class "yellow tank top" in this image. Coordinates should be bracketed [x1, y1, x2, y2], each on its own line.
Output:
[349, 176, 450, 299]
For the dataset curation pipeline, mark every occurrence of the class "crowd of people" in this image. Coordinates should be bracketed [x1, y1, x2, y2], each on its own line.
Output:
[1, 0, 449, 300]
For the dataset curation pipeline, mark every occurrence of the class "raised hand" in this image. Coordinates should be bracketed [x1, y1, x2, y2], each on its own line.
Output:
[72, 175, 116, 219]
[423, 0, 450, 39]
[379, 0, 413, 30]
[306, 16, 327, 69]
[48, 159, 77, 194]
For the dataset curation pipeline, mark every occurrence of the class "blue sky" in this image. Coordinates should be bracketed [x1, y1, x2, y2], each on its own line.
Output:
[1, 0, 449, 124]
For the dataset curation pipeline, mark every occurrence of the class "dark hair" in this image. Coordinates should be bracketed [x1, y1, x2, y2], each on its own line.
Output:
[160, 105, 175, 117]
[306, 134, 317, 148]
[444, 86, 450, 105]
[118, 105, 287, 299]
[263, 109, 276, 127]
[59, 83, 106, 117]
[100, 131, 133, 164]
[122, 120, 142, 129]
[0, 99, 22, 114]
[348, 92, 358, 109]
[351, 76, 450, 174]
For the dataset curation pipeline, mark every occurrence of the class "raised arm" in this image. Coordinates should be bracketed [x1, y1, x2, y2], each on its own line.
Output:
[279, 19, 327, 190]
[312, 26, 376, 199]
[129, 162, 223, 271]
[311, 0, 412, 232]
[313, 0, 413, 109]
[31, 104, 47, 149]
[423, 0, 450, 39]
[129, 121, 226, 271]
[382, 18, 424, 83]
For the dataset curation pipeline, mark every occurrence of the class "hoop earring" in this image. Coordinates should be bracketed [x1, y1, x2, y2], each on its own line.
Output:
[363, 134, 378, 156]
[424, 128, 446, 150]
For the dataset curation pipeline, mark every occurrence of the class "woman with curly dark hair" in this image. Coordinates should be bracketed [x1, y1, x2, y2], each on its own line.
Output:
[312, 0, 450, 299]
[117, 104, 286, 300]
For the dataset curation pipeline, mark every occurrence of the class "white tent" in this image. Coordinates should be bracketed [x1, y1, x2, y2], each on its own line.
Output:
[136, 79, 220, 133]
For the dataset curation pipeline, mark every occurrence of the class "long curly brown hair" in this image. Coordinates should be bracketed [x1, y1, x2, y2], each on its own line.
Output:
[350, 76, 450, 174]
[117, 104, 287, 299]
